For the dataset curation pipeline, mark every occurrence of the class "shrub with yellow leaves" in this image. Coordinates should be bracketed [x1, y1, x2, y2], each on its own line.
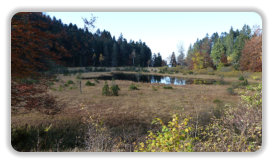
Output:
[135, 83, 262, 152]
[135, 114, 193, 152]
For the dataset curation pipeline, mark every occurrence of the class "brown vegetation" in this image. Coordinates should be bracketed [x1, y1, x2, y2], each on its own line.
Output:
[12, 73, 242, 151]
[240, 29, 262, 72]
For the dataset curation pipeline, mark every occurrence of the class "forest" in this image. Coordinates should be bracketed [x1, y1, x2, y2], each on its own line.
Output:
[12, 12, 261, 76]
[11, 12, 262, 152]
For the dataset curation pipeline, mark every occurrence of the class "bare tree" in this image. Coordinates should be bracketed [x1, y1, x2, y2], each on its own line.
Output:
[176, 42, 185, 66]
[82, 13, 96, 32]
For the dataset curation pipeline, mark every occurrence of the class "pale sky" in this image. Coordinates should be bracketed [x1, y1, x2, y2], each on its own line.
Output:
[45, 12, 262, 60]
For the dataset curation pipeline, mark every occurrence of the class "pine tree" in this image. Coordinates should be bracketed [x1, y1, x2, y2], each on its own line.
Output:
[170, 52, 177, 67]
[224, 27, 235, 57]
[231, 25, 251, 69]
[211, 38, 225, 68]
[111, 43, 118, 67]
[200, 35, 213, 68]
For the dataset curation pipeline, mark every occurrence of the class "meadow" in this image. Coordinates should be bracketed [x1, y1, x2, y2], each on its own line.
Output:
[11, 67, 262, 152]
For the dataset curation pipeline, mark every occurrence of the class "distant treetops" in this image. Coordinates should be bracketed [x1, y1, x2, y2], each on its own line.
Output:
[183, 25, 262, 72]
[11, 12, 262, 78]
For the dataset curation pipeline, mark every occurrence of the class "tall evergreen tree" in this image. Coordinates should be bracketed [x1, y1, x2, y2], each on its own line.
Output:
[170, 52, 177, 67]
[111, 42, 118, 67]
[231, 25, 251, 69]
[211, 38, 225, 68]
[200, 35, 213, 68]
[224, 27, 235, 57]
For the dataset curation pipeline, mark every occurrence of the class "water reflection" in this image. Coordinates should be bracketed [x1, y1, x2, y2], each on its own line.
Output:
[151, 76, 186, 85]
[84, 73, 216, 85]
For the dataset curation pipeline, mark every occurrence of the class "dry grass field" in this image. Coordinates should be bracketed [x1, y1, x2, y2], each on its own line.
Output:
[11, 72, 244, 151]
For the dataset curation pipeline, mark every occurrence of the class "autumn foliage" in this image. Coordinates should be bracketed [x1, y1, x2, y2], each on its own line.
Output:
[11, 12, 67, 113]
[240, 29, 262, 72]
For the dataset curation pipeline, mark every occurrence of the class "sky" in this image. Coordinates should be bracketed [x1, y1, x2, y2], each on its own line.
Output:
[45, 12, 262, 60]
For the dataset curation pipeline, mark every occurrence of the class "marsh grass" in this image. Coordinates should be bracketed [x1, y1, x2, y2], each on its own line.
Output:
[12, 72, 247, 152]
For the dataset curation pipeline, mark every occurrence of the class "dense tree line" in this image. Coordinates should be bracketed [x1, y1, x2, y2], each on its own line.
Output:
[12, 12, 153, 73]
[185, 25, 262, 72]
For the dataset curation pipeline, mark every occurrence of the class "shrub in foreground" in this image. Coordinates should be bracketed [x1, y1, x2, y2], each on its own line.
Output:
[135, 114, 193, 152]
[136, 84, 262, 152]
[11, 120, 87, 152]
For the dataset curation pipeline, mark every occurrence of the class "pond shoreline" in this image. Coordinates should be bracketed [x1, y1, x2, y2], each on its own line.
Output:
[79, 71, 260, 84]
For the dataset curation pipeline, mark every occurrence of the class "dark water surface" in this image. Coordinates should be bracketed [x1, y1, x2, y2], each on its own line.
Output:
[82, 73, 219, 85]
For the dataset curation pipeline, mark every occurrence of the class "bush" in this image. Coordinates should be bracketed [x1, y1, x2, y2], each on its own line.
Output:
[129, 83, 139, 90]
[163, 85, 173, 89]
[102, 81, 110, 96]
[136, 84, 262, 152]
[252, 76, 260, 81]
[241, 79, 249, 86]
[67, 80, 74, 85]
[110, 84, 120, 96]
[102, 81, 120, 96]
[238, 75, 245, 81]
[135, 115, 193, 152]
[213, 99, 222, 104]
[85, 81, 95, 86]
[197, 85, 262, 152]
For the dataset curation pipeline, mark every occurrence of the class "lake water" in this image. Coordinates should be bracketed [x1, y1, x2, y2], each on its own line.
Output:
[82, 73, 218, 85]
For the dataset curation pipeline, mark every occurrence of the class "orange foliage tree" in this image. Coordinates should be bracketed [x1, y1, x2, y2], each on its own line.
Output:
[240, 29, 262, 72]
[11, 12, 68, 113]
